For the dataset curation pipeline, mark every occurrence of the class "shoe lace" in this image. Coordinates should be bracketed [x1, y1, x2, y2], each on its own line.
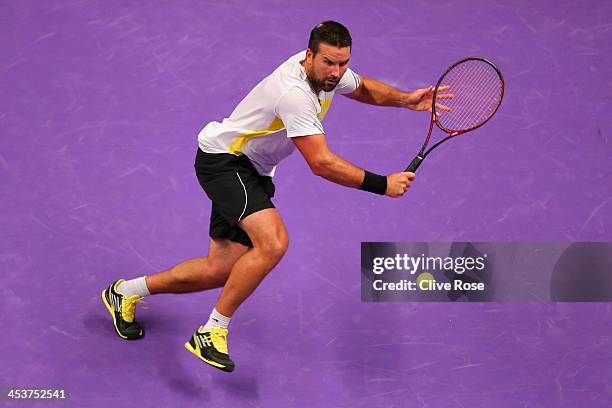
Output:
[122, 295, 148, 323]
[209, 327, 229, 354]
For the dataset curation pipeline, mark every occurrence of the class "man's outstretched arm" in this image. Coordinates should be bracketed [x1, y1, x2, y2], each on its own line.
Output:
[291, 133, 414, 198]
[344, 76, 452, 113]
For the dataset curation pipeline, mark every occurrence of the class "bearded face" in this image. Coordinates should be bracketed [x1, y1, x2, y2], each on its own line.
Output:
[304, 43, 351, 92]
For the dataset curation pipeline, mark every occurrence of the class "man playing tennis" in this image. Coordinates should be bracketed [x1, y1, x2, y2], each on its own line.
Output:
[102, 21, 450, 372]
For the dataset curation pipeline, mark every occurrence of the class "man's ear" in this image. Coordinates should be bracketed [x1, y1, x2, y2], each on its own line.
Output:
[305, 48, 314, 64]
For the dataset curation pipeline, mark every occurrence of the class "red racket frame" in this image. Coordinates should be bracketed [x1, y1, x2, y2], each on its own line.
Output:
[405, 57, 505, 172]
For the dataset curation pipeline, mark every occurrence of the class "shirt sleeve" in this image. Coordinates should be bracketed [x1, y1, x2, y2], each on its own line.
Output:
[334, 67, 361, 95]
[275, 87, 325, 137]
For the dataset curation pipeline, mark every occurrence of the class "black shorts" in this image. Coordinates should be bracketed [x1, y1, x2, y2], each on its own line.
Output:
[194, 148, 275, 247]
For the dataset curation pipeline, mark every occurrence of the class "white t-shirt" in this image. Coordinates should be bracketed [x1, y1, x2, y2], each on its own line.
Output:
[197, 50, 361, 176]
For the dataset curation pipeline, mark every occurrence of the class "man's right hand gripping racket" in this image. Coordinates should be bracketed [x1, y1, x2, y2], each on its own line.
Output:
[406, 57, 505, 173]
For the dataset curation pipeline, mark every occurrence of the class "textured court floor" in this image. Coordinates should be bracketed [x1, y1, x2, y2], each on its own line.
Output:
[1, 0, 611, 406]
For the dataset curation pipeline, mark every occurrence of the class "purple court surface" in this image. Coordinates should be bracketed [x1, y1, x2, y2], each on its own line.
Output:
[2, 0, 612, 407]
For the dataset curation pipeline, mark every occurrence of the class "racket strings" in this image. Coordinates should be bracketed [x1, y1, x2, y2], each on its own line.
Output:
[436, 59, 503, 132]
[440, 69, 500, 130]
[454, 70, 499, 119]
[445, 74, 498, 129]
[442, 68, 498, 129]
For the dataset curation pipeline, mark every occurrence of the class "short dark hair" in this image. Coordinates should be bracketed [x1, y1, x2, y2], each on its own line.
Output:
[308, 21, 352, 54]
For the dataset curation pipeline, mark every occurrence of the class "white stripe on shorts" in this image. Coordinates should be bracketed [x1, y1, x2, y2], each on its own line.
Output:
[236, 172, 248, 221]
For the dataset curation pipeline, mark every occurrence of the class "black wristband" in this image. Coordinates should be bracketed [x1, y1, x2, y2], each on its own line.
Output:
[359, 170, 387, 195]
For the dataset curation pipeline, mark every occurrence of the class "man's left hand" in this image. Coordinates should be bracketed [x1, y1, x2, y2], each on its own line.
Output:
[405, 85, 454, 115]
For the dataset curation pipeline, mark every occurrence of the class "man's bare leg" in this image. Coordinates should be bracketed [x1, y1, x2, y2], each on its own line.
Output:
[213, 208, 289, 317]
[183, 208, 287, 372]
[145, 237, 249, 294]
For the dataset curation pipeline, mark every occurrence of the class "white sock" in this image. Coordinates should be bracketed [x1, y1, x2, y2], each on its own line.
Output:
[203, 308, 231, 330]
[117, 276, 150, 298]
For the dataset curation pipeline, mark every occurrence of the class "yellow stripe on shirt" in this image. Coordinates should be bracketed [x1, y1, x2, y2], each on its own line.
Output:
[318, 99, 332, 121]
[227, 98, 333, 155]
[228, 117, 285, 155]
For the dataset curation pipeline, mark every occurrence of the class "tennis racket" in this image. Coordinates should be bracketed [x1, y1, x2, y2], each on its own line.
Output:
[405, 57, 504, 172]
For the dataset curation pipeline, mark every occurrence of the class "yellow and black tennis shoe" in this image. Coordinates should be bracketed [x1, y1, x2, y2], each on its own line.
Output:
[185, 326, 235, 372]
[102, 279, 145, 340]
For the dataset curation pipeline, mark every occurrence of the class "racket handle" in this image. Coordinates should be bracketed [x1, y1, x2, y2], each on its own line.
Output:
[405, 154, 424, 173]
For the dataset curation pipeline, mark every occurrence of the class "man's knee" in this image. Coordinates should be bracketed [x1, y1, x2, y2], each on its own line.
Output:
[239, 208, 289, 260]
[258, 234, 289, 260]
